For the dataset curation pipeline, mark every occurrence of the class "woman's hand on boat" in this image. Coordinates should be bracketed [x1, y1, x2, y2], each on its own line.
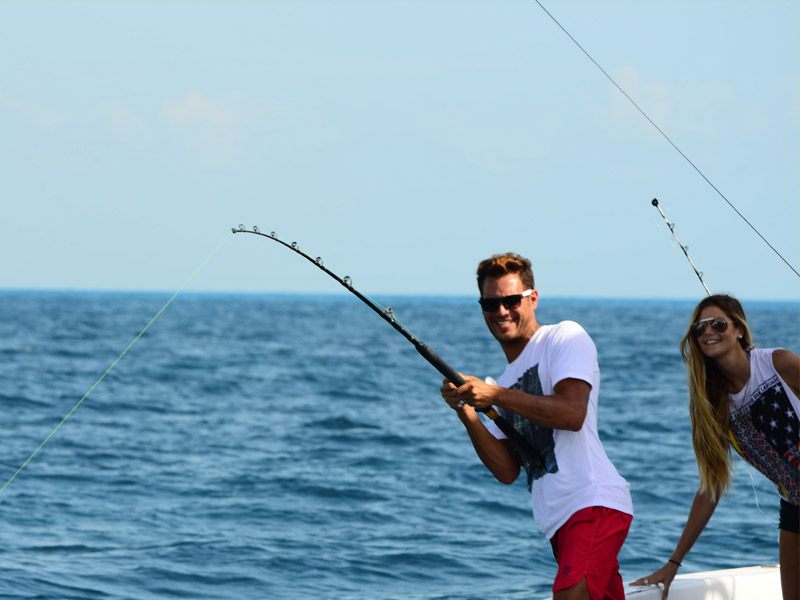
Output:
[630, 561, 679, 598]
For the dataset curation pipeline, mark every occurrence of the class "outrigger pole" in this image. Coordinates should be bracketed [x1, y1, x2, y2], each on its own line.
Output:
[651, 199, 712, 296]
[232, 225, 540, 464]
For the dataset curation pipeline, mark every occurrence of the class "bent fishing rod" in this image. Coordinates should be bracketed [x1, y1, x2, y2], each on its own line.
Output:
[232, 225, 539, 463]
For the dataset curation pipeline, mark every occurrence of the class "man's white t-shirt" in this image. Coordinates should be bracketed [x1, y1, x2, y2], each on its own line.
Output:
[485, 320, 633, 539]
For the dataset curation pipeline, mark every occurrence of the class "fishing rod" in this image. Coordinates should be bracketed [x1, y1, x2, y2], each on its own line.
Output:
[651, 198, 711, 296]
[232, 225, 540, 463]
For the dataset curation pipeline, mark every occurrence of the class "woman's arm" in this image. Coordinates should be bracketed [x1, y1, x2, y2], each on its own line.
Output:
[630, 491, 720, 598]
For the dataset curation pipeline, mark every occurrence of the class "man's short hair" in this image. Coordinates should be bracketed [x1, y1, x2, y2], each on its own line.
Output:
[476, 253, 535, 294]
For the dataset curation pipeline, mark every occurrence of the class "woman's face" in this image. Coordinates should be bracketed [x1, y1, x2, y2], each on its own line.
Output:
[692, 305, 745, 361]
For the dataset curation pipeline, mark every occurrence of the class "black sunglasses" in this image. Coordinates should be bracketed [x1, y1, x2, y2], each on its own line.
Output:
[479, 289, 533, 313]
[691, 317, 729, 337]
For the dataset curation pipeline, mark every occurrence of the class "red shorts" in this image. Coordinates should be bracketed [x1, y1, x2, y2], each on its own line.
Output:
[550, 506, 632, 600]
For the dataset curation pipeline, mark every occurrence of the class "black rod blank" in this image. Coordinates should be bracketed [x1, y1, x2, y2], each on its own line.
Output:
[232, 225, 538, 463]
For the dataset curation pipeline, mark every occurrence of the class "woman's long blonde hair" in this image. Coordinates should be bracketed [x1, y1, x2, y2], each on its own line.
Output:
[680, 294, 752, 500]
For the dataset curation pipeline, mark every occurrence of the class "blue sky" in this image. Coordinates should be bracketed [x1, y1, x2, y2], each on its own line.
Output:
[2, 1, 798, 301]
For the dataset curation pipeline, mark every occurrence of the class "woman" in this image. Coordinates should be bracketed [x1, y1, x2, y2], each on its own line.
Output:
[632, 294, 799, 600]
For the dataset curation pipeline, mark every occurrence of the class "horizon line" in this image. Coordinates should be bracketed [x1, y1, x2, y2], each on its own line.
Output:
[0, 286, 797, 305]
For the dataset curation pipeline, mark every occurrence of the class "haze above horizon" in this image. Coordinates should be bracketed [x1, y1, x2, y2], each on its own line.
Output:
[2, 1, 798, 302]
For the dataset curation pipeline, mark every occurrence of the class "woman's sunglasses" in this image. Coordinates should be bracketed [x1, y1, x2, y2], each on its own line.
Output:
[479, 289, 533, 313]
[691, 317, 729, 337]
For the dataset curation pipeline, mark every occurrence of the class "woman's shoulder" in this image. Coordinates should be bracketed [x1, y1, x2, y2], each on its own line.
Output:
[750, 346, 787, 363]
[770, 348, 800, 389]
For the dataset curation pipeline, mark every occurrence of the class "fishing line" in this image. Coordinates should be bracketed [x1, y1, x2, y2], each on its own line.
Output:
[0, 232, 232, 497]
[232, 225, 542, 465]
[651, 198, 711, 295]
[531, 1, 799, 279]
[742, 462, 773, 524]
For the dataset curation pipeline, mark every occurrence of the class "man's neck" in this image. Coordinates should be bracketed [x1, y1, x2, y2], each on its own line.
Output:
[501, 324, 540, 363]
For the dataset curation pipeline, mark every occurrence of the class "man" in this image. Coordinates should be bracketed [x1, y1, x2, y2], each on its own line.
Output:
[440, 252, 633, 600]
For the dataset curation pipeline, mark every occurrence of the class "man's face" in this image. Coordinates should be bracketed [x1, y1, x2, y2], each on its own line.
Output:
[480, 274, 538, 348]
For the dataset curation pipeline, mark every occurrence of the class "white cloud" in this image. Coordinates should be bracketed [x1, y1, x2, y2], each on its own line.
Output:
[162, 91, 235, 156]
[108, 105, 148, 141]
[609, 67, 740, 141]
[0, 94, 64, 128]
[610, 66, 671, 133]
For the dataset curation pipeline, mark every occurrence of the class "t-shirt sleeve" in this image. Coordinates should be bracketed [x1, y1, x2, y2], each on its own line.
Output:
[484, 416, 507, 440]
[548, 321, 597, 388]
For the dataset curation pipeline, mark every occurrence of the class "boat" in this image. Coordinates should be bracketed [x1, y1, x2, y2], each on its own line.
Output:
[624, 564, 781, 600]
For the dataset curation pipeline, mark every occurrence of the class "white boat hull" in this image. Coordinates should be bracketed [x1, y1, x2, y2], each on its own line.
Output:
[625, 565, 781, 600]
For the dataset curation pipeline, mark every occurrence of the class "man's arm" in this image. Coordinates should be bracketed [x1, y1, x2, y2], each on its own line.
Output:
[449, 376, 590, 431]
[441, 380, 521, 484]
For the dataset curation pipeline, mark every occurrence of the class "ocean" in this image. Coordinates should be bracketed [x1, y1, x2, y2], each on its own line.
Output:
[0, 292, 797, 599]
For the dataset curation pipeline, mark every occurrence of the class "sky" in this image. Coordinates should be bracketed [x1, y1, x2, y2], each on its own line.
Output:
[2, 0, 798, 301]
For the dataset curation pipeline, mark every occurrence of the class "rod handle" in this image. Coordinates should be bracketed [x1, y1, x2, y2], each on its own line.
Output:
[415, 340, 538, 463]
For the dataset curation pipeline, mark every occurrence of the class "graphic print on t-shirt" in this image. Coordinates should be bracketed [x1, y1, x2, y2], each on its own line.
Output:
[497, 364, 558, 490]
[730, 374, 800, 503]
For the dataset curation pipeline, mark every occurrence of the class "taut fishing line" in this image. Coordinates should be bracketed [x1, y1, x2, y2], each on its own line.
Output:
[0, 232, 232, 497]
[532, 0, 799, 279]
[232, 225, 542, 466]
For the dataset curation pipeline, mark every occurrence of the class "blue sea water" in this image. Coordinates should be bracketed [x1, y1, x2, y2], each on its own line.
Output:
[0, 292, 797, 599]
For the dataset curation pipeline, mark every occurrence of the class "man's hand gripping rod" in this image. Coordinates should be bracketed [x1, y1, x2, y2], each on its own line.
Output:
[232, 225, 537, 461]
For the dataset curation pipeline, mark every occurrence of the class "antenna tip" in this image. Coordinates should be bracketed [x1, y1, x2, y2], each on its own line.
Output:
[651, 198, 659, 206]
